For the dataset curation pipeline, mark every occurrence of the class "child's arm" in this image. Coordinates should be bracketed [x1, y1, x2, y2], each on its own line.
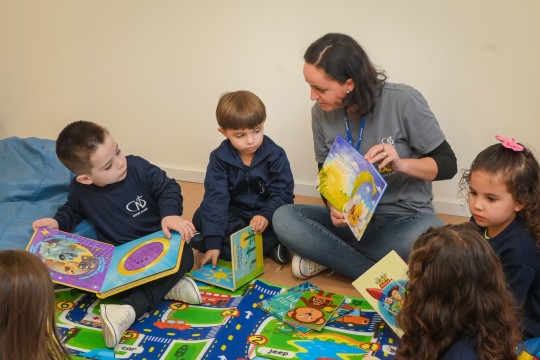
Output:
[32, 218, 59, 231]
[143, 159, 192, 238]
[250, 215, 269, 233]
[200, 249, 220, 268]
[161, 215, 195, 241]
[257, 146, 295, 221]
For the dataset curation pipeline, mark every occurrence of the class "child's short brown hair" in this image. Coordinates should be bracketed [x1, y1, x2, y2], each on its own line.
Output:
[56, 120, 109, 174]
[216, 91, 266, 130]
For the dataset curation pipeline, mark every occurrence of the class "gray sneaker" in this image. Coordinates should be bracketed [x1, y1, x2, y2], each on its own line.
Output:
[100, 304, 136, 348]
[291, 255, 327, 279]
[164, 277, 202, 304]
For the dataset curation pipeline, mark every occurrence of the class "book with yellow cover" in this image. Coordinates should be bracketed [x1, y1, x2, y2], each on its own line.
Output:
[352, 250, 408, 337]
[27, 227, 184, 298]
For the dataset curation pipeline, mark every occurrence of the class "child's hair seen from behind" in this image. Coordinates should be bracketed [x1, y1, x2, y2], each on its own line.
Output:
[56, 120, 109, 175]
[459, 140, 540, 243]
[396, 223, 521, 360]
[216, 91, 266, 130]
[0, 250, 71, 360]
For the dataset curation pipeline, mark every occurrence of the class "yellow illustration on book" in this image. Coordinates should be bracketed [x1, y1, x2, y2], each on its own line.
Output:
[198, 266, 233, 285]
[317, 135, 387, 240]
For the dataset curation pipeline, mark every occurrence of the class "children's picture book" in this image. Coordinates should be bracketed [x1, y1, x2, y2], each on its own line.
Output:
[27, 227, 184, 298]
[282, 288, 345, 332]
[316, 135, 388, 240]
[352, 250, 408, 337]
[257, 281, 351, 333]
[189, 225, 264, 291]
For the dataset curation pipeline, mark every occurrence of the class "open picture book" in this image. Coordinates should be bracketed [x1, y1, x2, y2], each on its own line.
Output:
[352, 250, 408, 337]
[282, 287, 345, 332]
[316, 135, 388, 240]
[27, 227, 184, 298]
[257, 281, 351, 333]
[189, 225, 264, 291]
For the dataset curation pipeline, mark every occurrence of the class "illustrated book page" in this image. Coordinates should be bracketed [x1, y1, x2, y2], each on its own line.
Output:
[190, 225, 264, 291]
[257, 281, 351, 333]
[282, 288, 345, 332]
[316, 135, 388, 240]
[352, 250, 408, 337]
[27, 227, 184, 298]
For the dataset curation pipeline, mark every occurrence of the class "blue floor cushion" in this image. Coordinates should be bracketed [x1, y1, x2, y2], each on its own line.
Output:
[0, 137, 96, 250]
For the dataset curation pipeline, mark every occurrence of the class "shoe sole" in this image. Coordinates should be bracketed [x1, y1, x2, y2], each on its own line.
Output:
[184, 277, 203, 304]
[292, 256, 309, 279]
[273, 245, 288, 264]
[100, 305, 119, 348]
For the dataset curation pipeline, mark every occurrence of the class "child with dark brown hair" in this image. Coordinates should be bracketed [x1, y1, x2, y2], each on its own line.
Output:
[0, 250, 72, 360]
[396, 223, 522, 360]
[459, 135, 540, 339]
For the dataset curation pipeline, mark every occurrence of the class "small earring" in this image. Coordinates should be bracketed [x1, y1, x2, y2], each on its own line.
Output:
[346, 90, 350, 94]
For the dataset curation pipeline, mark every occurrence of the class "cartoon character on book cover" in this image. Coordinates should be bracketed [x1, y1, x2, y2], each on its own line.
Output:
[29, 228, 112, 289]
[283, 289, 345, 332]
[316, 135, 387, 240]
[366, 279, 406, 317]
[38, 237, 100, 275]
[352, 250, 408, 337]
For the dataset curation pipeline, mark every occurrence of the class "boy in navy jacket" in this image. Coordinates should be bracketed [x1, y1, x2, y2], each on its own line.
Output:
[33, 120, 201, 348]
[191, 91, 295, 267]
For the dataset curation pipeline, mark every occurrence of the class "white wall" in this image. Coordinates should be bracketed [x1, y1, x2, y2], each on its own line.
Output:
[1, 1, 539, 216]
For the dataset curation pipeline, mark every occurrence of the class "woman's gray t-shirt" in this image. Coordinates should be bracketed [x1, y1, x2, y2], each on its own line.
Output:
[312, 82, 446, 217]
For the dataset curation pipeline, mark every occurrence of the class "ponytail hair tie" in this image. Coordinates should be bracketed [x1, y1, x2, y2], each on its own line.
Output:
[495, 135, 524, 152]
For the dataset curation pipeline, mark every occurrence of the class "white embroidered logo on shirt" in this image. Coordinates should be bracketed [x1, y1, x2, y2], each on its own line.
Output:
[126, 195, 148, 217]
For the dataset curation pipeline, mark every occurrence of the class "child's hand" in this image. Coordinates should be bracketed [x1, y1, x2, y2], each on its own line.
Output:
[328, 203, 347, 227]
[250, 215, 269, 233]
[200, 249, 220, 268]
[161, 215, 195, 240]
[32, 218, 59, 231]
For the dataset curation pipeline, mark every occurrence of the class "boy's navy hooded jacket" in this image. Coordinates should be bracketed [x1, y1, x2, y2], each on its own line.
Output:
[200, 135, 294, 250]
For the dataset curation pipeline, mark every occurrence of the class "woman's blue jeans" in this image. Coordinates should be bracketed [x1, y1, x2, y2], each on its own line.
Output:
[273, 204, 443, 279]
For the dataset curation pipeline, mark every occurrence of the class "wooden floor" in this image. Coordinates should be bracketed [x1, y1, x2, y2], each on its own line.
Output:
[179, 181, 467, 297]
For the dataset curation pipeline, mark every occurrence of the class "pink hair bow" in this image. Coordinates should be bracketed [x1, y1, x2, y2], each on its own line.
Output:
[495, 135, 524, 151]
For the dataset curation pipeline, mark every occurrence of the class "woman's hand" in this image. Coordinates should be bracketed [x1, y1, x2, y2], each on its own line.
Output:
[364, 143, 401, 171]
[364, 143, 438, 180]
[328, 203, 347, 227]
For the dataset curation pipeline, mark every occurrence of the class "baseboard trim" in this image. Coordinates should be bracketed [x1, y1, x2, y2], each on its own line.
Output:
[161, 166, 471, 217]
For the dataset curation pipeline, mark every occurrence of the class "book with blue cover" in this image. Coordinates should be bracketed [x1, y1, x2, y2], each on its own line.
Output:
[316, 135, 388, 240]
[189, 225, 264, 291]
[257, 282, 351, 333]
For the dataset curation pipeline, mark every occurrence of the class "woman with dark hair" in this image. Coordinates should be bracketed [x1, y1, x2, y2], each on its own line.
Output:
[273, 33, 457, 279]
[396, 223, 522, 359]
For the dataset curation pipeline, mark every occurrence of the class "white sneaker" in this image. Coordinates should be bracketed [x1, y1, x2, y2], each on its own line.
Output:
[291, 255, 327, 279]
[100, 304, 136, 348]
[164, 277, 202, 304]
